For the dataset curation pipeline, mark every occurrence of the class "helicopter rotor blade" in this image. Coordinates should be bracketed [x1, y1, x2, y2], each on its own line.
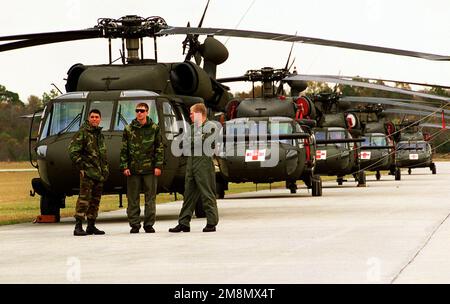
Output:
[0, 28, 103, 52]
[383, 108, 450, 120]
[216, 75, 249, 83]
[285, 74, 450, 102]
[0, 28, 103, 42]
[299, 74, 450, 90]
[420, 123, 450, 130]
[157, 27, 450, 61]
[340, 96, 450, 114]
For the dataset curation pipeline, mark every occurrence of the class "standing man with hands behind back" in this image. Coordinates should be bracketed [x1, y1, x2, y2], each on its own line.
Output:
[120, 103, 164, 234]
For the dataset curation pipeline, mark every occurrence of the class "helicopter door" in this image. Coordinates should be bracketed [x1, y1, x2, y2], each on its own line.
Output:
[156, 98, 180, 192]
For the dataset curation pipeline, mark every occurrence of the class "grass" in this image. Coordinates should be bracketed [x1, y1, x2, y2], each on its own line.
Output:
[0, 162, 288, 226]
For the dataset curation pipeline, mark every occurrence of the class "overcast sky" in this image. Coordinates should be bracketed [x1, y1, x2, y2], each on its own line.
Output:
[1, 0, 449, 101]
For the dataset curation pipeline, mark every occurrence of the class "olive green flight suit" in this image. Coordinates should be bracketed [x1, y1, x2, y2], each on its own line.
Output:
[178, 120, 219, 227]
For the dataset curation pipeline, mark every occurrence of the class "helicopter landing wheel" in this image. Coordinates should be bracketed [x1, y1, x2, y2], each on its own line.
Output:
[395, 168, 401, 181]
[337, 177, 344, 186]
[357, 170, 366, 187]
[408, 168, 411, 175]
[39, 193, 64, 222]
[286, 180, 297, 194]
[375, 171, 381, 181]
[431, 163, 437, 174]
[312, 175, 322, 197]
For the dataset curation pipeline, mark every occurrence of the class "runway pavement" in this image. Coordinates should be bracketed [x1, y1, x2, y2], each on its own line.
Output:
[0, 162, 449, 284]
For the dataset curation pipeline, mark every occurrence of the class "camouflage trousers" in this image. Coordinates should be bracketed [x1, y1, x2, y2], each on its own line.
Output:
[74, 175, 103, 221]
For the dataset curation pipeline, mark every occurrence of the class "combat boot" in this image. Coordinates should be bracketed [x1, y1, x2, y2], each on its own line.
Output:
[74, 218, 88, 236]
[169, 224, 190, 233]
[202, 224, 216, 232]
[86, 219, 105, 235]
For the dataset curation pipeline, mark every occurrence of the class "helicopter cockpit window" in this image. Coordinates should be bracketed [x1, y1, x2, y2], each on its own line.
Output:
[315, 130, 326, 147]
[270, 122, 294, 144]
[370, 136, 387, 147]
[89, 101, 113, 131]
[115, 100, 158, 130]
[328, 130, 347, 148]
[162, 101, 178, 140]
[48, 101, 86, 136]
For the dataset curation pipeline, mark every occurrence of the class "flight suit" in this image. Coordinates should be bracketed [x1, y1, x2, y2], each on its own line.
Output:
[119, 117, 164, 228]
[178, 120, 219, 227]
[68, 121, 109, 220]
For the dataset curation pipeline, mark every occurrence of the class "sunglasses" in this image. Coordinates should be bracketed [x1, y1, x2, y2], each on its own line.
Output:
[135, 109, 147, 113]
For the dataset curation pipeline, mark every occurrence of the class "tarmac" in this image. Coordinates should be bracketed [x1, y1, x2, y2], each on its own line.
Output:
[0, 161, 449, 284]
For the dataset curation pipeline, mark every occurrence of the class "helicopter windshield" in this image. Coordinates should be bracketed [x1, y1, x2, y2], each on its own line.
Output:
[47, 101, 86, 137]
[368, 135, 387, 146]
[397, 141, 427, 151]
[115, 99, 158, 130]
[225, 118, 294, 144]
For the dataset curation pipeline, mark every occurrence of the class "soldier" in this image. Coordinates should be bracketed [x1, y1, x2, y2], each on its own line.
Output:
[68, 109, 109, 236]
[169, 103, 219, 233]
[120, 103, 163, 233]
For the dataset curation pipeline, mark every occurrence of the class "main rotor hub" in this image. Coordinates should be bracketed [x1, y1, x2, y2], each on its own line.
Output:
[96, 16, 168, 39]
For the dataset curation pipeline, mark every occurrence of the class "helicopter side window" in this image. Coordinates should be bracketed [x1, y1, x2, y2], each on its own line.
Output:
[115, 100, 158, 130]
[89, 101, 113, 131]
[315, 130, 326, 147]
[362, 136, 370, 146]
[162, 101, 178, 140]
[48, 101, 86, 136]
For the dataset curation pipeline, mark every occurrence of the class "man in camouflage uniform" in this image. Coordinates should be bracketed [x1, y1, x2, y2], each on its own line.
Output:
[120, 102, 164, 233]
[68, 109, 109, 236]
[169, 103, 219, 233]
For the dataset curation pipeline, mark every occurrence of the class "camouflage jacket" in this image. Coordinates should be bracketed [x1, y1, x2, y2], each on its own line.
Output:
[119, 117, 164, 175]
[68, 121, 109, 182]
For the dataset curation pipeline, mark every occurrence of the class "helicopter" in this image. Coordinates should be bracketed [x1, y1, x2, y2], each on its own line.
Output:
[394, 121, 438, 176]
[303, 92, 367, 186]
[215, 66, 323, 197]
[2, 6, 450, 220]
[284, 74, 450, 179]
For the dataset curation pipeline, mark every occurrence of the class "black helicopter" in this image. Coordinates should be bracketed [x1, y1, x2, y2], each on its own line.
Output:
[2, 5, 450, 220]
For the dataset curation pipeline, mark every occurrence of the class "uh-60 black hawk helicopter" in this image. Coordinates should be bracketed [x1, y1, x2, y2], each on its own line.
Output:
[284, 74, 450, 180]
[1, 8, 450, 221]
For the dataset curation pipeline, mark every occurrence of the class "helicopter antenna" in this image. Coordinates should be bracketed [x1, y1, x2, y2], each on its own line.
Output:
[224, 0, 256, 46]
[276, 39, 296, 96]
[51, 83, 63, 94]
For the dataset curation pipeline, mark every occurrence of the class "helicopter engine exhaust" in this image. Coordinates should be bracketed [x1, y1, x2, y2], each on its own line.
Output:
[170, 61, 214, 101]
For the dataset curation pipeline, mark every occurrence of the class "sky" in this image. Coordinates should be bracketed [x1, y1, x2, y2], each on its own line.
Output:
[1, 0, 450, 101]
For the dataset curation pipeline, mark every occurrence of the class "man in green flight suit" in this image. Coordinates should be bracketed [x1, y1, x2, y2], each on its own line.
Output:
[69, 109, 109, 236]
[120, 102, 164, 233]
[169, 103, 219, 233]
